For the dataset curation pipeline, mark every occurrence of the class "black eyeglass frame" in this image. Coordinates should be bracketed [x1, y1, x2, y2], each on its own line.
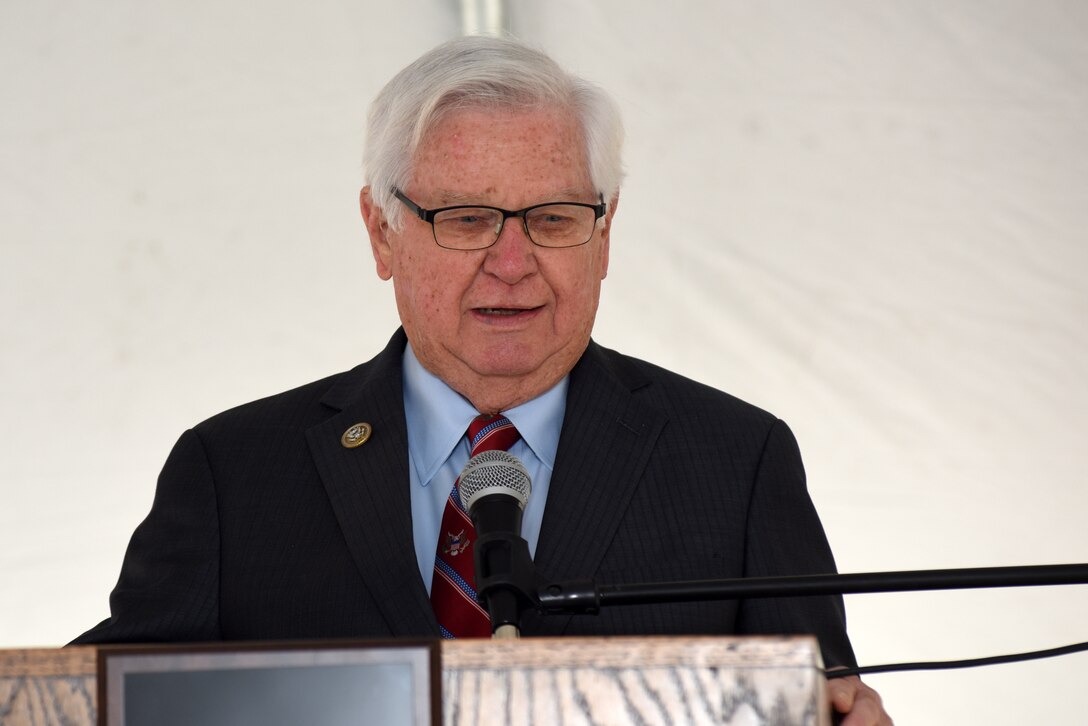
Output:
[392, 188, 607, 250]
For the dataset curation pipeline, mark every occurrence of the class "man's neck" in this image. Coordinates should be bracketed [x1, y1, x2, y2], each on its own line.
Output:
[410, 339, 589, 415]
[454, 373, 564, 415]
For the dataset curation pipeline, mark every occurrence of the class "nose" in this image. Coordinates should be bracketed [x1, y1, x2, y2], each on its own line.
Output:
[482, 214, 537, 283]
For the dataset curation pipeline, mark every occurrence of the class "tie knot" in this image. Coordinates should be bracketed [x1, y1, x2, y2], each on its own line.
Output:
[467, 414, 520, 455]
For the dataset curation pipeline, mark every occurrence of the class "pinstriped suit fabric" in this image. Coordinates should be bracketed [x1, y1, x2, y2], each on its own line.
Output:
[73, 328, 855, 669]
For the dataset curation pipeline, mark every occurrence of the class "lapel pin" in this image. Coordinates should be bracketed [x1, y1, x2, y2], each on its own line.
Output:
[341, 422, 372, 448]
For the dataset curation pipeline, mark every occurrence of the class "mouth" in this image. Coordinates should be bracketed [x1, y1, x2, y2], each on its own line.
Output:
[475, 307, 539, 316]
[471, 305, 544, 324]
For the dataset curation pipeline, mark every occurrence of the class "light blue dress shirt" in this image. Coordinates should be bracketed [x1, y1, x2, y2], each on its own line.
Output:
[402, 344, 567, 594]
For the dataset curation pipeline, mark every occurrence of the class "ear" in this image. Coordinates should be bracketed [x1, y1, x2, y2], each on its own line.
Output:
[360, 186, 393, 281]
[597, 193, 618, 280]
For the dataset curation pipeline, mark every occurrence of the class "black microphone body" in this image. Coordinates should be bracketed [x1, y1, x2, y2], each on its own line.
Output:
[458, 450, 537, 637]
[469, 493, 534, 634]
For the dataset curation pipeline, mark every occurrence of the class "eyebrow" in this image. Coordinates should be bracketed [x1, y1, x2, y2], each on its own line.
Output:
[431, 190, 480, 205]
[430, 187, 595, 207]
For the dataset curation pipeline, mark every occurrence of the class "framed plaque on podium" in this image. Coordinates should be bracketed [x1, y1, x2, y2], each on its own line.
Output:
[97, 640, 440, 726]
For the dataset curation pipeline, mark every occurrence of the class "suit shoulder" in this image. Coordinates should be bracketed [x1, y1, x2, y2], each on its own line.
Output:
[588, 342, 780, 430]
[192, 369, 351, 438]
[190, 329, 406, 438]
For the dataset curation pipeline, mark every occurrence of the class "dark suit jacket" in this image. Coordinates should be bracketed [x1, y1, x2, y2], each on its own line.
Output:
[73, 329, 856, 667]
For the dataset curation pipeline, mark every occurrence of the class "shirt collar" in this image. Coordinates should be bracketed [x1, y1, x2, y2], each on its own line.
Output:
[402, 343, 568, 485]
[503, 378, 567, 472]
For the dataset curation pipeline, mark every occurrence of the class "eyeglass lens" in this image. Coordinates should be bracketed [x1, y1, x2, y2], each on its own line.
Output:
[432, 205, 596, 249]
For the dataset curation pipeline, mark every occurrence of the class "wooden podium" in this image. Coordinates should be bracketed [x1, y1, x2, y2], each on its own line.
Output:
[0, 636, 828, 725]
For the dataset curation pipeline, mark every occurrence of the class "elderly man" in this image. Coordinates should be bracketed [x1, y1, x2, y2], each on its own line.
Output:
[75, 36, 889, 723]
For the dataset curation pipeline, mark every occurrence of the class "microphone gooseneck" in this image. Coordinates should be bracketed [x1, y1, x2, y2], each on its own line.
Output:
[458, 450, 535, 639]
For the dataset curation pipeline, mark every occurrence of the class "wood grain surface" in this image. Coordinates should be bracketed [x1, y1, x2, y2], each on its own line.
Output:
[0, 637, 826, 726]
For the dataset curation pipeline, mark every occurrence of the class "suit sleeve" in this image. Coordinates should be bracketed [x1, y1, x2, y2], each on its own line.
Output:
[70, 429, 221, 644]
[734, 419, 857, 668]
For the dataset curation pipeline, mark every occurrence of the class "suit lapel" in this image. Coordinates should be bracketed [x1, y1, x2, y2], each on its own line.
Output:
[528, 342, 666, 634]
[304, 334, 664, 637]
[305, 330, 439, 636]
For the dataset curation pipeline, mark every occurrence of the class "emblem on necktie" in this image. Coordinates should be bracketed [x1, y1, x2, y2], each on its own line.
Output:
[443, 529, 470, 557]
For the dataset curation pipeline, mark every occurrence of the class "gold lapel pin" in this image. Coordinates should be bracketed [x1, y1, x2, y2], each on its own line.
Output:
[341, 422, 372, 448]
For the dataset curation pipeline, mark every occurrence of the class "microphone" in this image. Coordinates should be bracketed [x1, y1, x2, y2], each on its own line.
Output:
[458, 450, 535, 639]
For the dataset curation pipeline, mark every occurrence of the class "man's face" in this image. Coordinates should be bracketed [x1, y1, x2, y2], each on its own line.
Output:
[361, 106, 615, 411]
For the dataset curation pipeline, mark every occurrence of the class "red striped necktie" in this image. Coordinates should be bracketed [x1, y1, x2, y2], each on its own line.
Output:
[431, 413, 521, 639]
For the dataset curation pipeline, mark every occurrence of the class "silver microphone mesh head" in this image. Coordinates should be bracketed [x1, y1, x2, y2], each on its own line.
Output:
[458, 450, 531, 512]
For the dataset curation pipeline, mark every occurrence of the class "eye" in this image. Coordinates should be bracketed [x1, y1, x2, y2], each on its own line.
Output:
[435, 208, 500, 231]
[528, 207, 579, 230]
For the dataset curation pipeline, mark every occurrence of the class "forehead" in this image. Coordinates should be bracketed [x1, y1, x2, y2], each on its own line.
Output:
[409, 106, 593, 203]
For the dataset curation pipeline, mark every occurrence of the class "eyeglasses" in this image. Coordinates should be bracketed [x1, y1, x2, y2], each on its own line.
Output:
[392, 188, 606, 250]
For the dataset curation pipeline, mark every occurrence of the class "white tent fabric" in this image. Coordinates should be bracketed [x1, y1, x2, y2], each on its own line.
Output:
[2, 1, 1086, 723]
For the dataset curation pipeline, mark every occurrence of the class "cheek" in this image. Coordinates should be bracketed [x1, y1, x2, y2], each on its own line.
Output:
[552, 261, 603, 324]
[400, 253, 468, 319]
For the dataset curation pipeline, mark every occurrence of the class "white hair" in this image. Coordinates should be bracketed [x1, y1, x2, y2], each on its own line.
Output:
[364, 36, 624, 230]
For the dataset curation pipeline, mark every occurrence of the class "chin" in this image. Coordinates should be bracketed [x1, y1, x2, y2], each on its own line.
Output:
[468, 355, 543, 378]
[467, 342, 553, 377]
[474, 338, 587, 380]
